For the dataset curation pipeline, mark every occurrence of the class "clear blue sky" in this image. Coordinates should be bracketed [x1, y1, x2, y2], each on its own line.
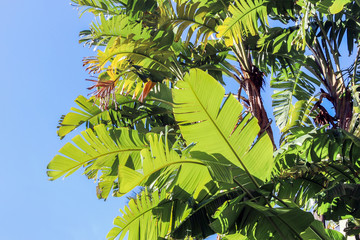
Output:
[0, 1, 276, 239]
[0, 1, 129, 239]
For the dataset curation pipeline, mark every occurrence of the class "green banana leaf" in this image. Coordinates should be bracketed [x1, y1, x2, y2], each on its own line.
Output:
[47, 125, 148, 195]
[107, 188, 191, 240]
[173, 69, 274, 187]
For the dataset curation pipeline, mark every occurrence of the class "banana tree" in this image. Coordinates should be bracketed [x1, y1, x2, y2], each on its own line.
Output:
[48, 0, 360, 239]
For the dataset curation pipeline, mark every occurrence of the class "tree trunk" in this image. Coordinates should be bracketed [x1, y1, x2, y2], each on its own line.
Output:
[243, 70, 276, 149]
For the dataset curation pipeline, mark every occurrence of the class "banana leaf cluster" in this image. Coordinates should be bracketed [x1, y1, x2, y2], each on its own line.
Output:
[48, 0, 360, 239]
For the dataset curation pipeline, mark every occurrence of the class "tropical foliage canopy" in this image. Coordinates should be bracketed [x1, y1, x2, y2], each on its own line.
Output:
[49, 0, 360, 239]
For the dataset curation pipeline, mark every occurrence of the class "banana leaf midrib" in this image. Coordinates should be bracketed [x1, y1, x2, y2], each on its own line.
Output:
[184, 79, 261, 188]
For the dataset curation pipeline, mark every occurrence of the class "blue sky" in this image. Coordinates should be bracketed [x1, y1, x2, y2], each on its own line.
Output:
[0, 1, 277, 239]
[0, 1, 129, 239]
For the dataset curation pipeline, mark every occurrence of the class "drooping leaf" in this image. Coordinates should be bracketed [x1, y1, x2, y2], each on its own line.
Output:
[47, 125, 148, 181]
